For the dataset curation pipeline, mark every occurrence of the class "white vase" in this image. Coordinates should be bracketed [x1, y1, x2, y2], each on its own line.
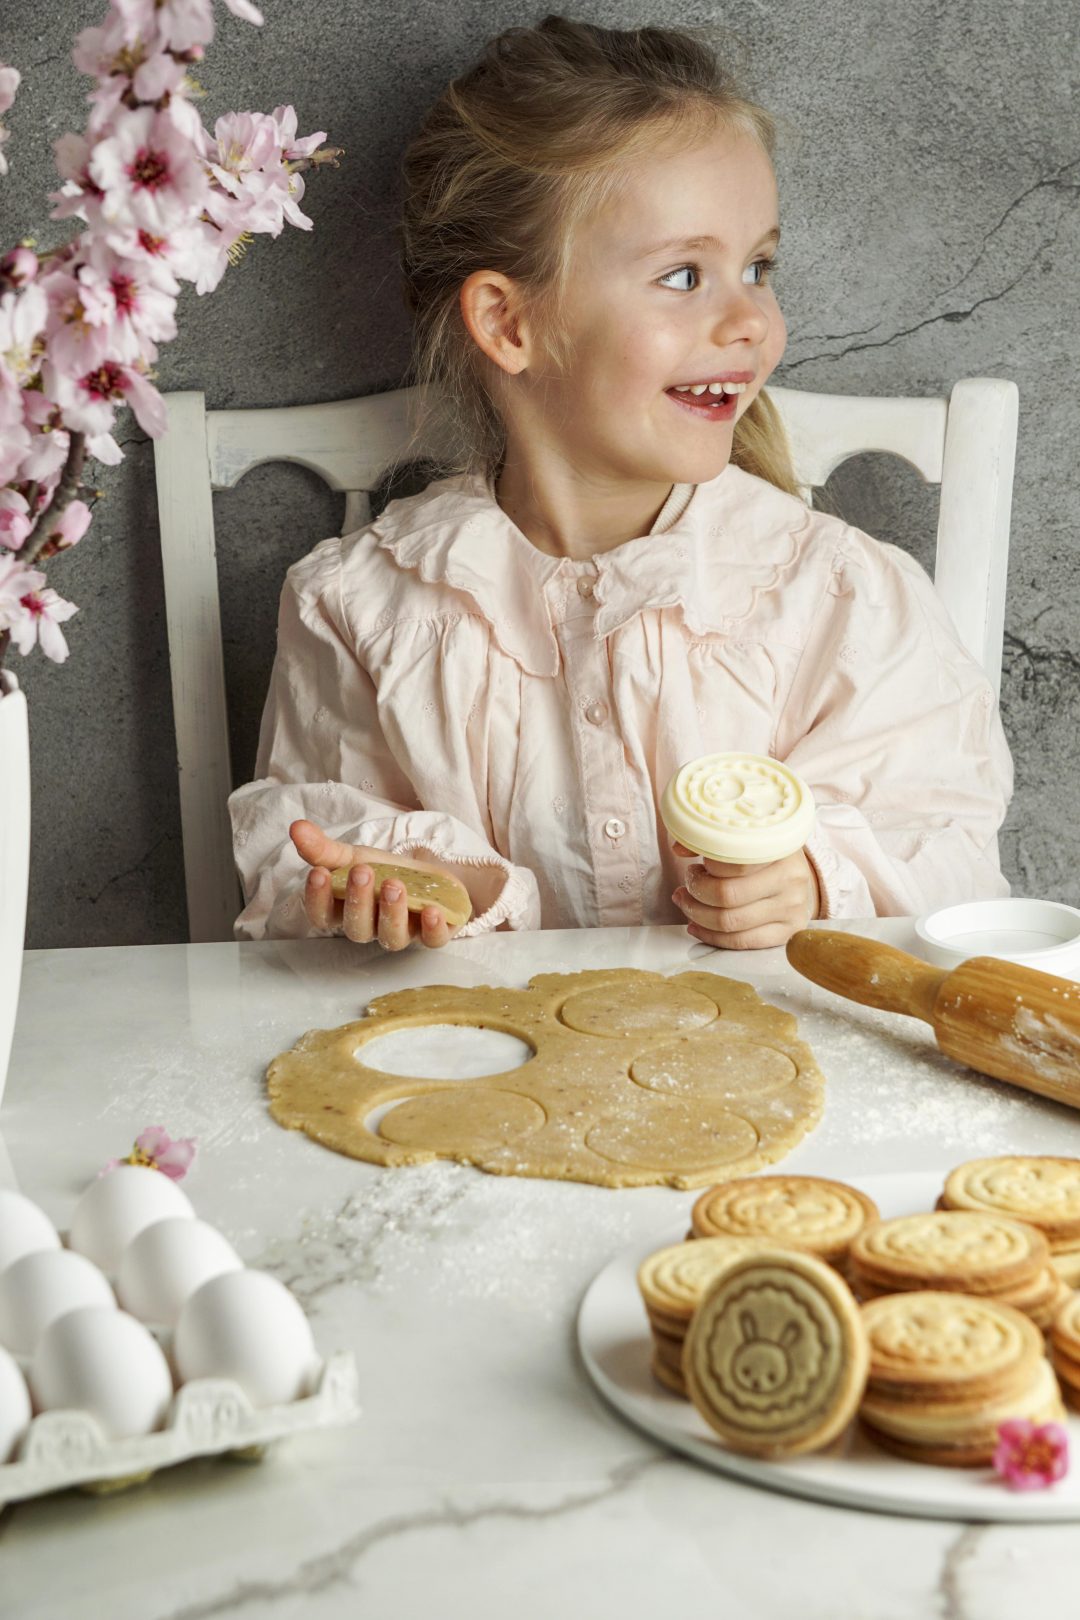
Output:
[0, 669, 30, 1108]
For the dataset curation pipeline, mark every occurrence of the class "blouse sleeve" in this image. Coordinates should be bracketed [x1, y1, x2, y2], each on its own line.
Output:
[774, 527, 1014, 919]
[227, 538, 542, 941]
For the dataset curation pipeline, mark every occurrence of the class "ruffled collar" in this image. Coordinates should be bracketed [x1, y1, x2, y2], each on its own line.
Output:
[371, 463, 813, 676]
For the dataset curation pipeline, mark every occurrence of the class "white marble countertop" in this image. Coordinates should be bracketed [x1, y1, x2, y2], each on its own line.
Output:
[3, 919, 1080, 1619]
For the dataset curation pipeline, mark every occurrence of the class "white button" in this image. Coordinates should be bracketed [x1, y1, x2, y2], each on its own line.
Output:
[585, 700, 608, 726]
[603, 818, 626, 840]
[577, 576, 595, 597]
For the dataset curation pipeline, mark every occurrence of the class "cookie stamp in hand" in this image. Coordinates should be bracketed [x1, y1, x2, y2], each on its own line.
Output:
[266, 968, 827, 1189]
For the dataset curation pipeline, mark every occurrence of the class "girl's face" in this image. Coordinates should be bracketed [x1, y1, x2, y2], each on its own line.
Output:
[525, 124, 786, 491]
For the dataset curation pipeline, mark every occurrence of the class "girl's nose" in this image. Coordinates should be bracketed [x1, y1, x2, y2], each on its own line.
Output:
[710, 287, 771, 347]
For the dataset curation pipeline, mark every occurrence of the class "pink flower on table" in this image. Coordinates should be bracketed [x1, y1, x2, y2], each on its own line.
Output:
[5, 581, 78, 662]
[0, 366, 31, 485]
[0, 556, 43, 626]
[0, 489, 31, 551]
[102, 1126, 197, 1181]
[44, 354, 168, 438]
[992, 1420, 1069, 1490]
[88, 106, 211, 233]
[0, 281, 48, 383]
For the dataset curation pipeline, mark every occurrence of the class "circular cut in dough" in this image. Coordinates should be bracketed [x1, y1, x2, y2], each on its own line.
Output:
[585, 1101, 758, 1173]
[559, 982, 718, 1038]
[377, 1088, 546, 1153]
[630, 1039, 797, 1101]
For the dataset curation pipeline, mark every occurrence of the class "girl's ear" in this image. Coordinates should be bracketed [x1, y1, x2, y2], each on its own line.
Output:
[460, 270, 530, 374]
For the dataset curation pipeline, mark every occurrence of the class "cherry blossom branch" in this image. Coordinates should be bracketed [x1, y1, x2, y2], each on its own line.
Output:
[20, 434, 87, 568]
[0, 0, 336, 671]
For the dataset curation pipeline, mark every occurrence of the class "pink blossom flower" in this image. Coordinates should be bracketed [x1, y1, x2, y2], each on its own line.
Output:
[102, 1125, 197, 1181]
[42, 499, 92, 554]
[113, 0, 215, 54]
[271, 104, 326, 162]
[0, 489, 31, 550]
[6, 581, 78, 662]
[0, 63, 20, 177]
[0, 246, 38, 291]
[0, 365, 31, 484]
[16, 390, 72, 483]
[88, 106, 211, 233]
[0, 281, 48, 383]
[992, 1420, 1069, 1490]
[44, 354, 168, 437]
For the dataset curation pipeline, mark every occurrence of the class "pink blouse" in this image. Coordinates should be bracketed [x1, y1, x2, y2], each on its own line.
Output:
[229, 463, 1013, 939]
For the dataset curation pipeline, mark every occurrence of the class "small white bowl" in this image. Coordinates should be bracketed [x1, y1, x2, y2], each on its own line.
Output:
[914, 897, 1080, 976]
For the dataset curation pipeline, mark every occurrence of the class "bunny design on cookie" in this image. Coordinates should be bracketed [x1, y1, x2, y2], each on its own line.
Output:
[732, 1312, 801, 1396]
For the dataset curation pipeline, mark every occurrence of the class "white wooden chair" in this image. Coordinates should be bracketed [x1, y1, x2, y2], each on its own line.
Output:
[153, 376, 1019, 943]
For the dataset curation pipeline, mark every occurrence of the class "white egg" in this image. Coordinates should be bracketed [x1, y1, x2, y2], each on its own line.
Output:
[69, 1164, 194, 1272]
[30, 1305, 174, 1440]
[0, 1343, 32, 1462]
[0, 1189, 61, 1275]
[0, 1248, 116, 1356]
[118, 1217, 242, 1327]
[174, 1269, 321, 1407]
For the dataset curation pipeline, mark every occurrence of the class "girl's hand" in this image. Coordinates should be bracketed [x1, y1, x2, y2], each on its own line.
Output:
[290, 819, 457, 951]
[670, 841, 821, 949]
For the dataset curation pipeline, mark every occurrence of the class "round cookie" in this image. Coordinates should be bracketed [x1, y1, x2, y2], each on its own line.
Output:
[859, 1291, 1044, 1397]
[690, 1175, 879, 1263]
[682, 1249, 869, 1457]
[638, 1236, 785, 1324]
[850, 1211, 1048, 1296]
[942, 1156, 1080, 1247]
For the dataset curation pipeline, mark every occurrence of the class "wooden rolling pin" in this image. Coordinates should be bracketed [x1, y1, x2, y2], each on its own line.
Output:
[786, 928, 1080, 1110]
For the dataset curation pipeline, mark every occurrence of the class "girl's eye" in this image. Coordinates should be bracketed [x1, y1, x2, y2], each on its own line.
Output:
[657, 257, 780, 291]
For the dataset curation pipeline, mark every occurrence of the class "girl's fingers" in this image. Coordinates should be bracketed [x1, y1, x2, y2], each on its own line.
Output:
[304, 866, 337, 931]
[419, 905, 451, 949]
[674, 889, 785, 938]
[290, 818, 361, 873]
[688, 921, 793, 951]
[342, 864, 376, 942]
[376, 879, 411, 952]
[683, 860, 780, 909]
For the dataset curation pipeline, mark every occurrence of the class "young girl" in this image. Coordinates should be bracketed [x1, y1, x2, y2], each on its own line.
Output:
[229, 17, 1012, 953]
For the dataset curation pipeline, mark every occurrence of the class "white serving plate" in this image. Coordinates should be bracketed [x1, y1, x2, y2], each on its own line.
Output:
[577, 1170, 1080, 1522]
[914, 897, 1080, 976]
[0, 1350, 361, 1505]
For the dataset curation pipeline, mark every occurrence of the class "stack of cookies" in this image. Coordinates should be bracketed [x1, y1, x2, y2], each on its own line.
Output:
[637, 1236, 778, 1396]
[859, 1290, 1064, 1466]
[849, 1210, 1069, 1330]
[939, 1155, 1080, 1288]
[1049, 1293, 1080, 1408]
[690, 1174, 879, 1273]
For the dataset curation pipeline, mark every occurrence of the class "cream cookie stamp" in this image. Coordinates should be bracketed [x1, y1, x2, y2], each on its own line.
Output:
[660, 752, 815, 864]
[682, 1249, 869, 1457]
[267, 968, 827, 1190]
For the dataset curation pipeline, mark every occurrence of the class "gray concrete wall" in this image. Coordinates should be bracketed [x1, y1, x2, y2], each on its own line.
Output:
[3, 1, 1078, 948]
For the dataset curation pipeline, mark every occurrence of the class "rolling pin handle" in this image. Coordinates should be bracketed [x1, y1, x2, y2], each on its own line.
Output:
[785, 929, 945, 1024]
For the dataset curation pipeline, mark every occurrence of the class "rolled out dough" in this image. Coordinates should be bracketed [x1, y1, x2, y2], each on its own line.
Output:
[266, 968, 826, 1190]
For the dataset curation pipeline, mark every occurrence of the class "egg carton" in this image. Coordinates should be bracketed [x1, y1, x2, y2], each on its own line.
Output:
[0, 1349, 360, 1505]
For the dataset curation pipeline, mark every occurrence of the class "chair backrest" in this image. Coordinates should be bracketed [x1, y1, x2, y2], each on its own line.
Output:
[153, 376, 1018, 942]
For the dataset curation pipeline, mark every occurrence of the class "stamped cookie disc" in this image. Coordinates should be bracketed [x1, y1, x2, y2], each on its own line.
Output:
[660, 752, 815, 865]
[682, 1249, 869, 1457]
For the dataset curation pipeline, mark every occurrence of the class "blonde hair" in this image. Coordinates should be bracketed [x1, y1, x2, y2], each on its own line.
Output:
[391, 16, 801, 500]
